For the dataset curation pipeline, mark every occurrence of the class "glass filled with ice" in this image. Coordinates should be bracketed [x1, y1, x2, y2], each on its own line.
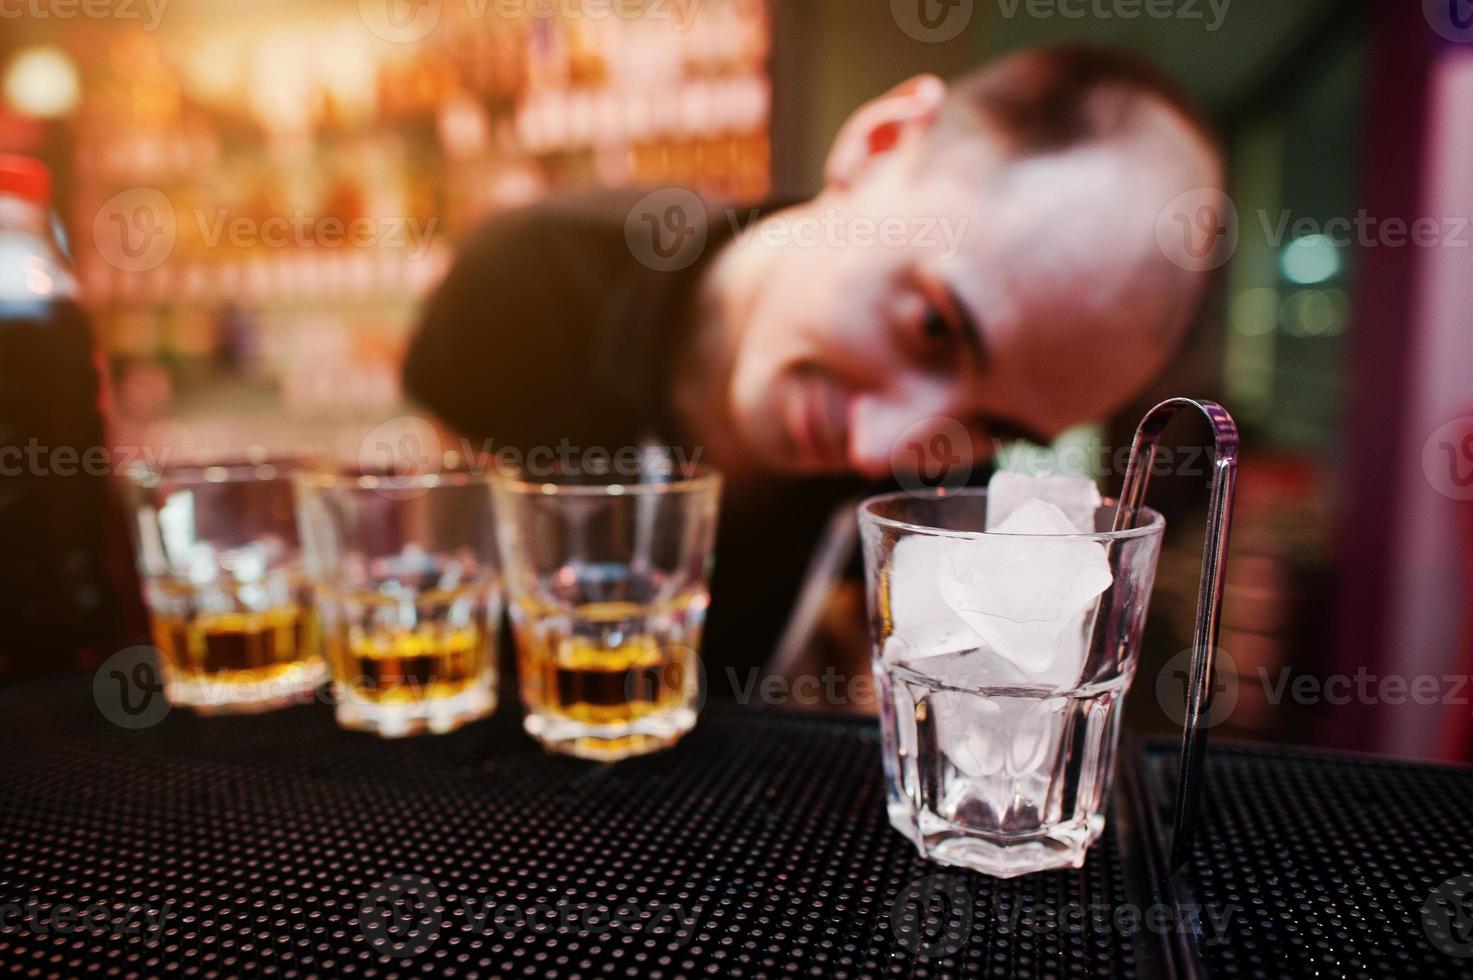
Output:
[858, 477, 1165, 877]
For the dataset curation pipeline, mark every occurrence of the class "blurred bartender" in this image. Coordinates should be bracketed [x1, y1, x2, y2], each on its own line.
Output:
[405, 45, 1223, 693]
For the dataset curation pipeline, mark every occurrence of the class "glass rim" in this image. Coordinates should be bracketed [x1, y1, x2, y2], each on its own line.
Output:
[857, 487, 1165, 542]
[123, 454, 312, 487]
[293, 467, 496, 492]
[489, 463, 722, 498]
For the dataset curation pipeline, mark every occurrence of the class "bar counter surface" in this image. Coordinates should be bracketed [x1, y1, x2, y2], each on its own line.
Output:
[1, 673, 1470, 979]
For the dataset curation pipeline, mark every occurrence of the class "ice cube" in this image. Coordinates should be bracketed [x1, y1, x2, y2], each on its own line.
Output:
[936, 498, 1112, 682]
[930, 689, 1004, 777]
[987, 471, 1102, 534]
[911, 649, 1030, 778]
[914, 653, 1065, 815]
[883, 473, 1110, 676]
[883, 535, 979, 661]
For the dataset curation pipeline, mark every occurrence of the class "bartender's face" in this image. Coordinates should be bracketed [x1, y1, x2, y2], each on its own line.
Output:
[724, 76, 1219, 479]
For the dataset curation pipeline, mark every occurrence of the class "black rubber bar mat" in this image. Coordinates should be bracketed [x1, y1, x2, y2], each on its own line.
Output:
[0, 674, 1171, 979]
[1143, 742, 1473, 980]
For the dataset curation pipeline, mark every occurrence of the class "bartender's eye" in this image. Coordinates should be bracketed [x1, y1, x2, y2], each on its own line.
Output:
[909, 305, 958, 363]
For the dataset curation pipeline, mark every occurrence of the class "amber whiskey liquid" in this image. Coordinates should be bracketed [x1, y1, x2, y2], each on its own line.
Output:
[512, 596, 704, 761]
[150, 605, 325, 713]
[324, 586, 499, 738]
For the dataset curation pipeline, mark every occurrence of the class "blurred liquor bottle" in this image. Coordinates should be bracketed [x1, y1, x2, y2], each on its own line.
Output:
[0, 155, 143, 680]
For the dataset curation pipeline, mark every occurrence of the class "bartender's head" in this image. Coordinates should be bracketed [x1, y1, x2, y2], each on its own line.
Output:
[720, 45, 1224, 479]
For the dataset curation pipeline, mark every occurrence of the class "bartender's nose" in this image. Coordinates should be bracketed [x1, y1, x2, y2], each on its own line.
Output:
[847, 392, 950, 481]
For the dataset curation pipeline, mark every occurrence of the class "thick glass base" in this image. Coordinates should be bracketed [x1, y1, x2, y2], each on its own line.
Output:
[877, 655, 1128, 879]
[165, 658, 326, 715]
[894, 806, 1104, 878]
[526, 707, 696, 761]
[334, 681, 496, 738]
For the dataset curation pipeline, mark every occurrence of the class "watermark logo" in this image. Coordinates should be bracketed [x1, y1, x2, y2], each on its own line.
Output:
[1155, 646, 1238, 730]
[93, 645, 171, 730]
[625, 187, 708, 272]
[891, 416, 975, 496]
[624, 644, 707, 716]
[891, 0, 974, 43]
[1422, 417, 1473, 501]
[1423, 874, 1473, 958]
[359, 0, 442, 42]
[357, 416, 445, 499]
[359, 874, 444, 959]
[1424, 0, 1473, 43]
[1156, 187, 1238, 272]
[92, 188, 175, 273]
[889, 874, 973, 958]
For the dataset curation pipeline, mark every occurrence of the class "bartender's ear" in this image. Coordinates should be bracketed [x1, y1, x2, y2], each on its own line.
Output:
[825, 74, 948, 190]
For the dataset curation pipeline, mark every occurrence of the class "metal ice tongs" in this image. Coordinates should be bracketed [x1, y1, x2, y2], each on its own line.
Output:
[1113, 398, 1239, 874]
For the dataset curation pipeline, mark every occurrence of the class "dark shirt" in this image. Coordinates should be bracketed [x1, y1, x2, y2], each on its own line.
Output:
[404, 189, 883, 693]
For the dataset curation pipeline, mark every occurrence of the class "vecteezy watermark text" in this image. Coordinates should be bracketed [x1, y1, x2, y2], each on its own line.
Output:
[0, 896, 171, 946]
[992, 436, 1216, 479]
[358, 416, 705, 484]
[358, 874, 700, 960]
[723, 208, 970, 261]
[728, 666, 876, 709]
[91, 188, 438, 273]
[1256, 210, 1473, 251]
[886, 873, 1237, 960]
[993, 0, 1230, 31]
[463, 0, 699, 26]
[468, 438, 704, 481]
[94, 645, 698, 731]
[455, 896, 700, 943]
[624, 188, 970, 273]
[1155, 643, 1473, 731]
[0, 0, 167, 30]
[359, 0, 701, 44]
[1258, 667, 1473, 710]
[1157, 189, 1473, 272]
[194, 210, 437, 256]
[0, 439, 173, 479]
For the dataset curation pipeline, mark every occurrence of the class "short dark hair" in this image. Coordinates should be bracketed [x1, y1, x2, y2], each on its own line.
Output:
[933, 44, 1219, 158]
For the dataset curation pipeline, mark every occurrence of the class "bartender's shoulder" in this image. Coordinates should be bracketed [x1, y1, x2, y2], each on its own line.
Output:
[457, 186, 733, 279]
[492, 186, 695, 229]
[456, 188, 664, 258]
[477, 187, 730, 241]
